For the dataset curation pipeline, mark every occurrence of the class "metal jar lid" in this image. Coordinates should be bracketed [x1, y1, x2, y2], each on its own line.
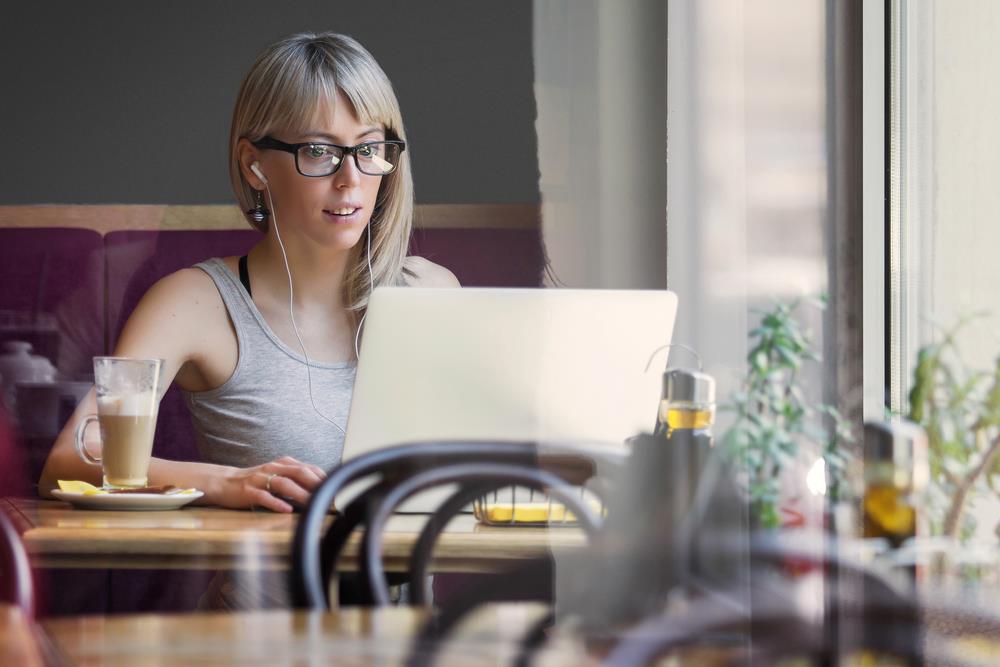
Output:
[863, 420, 929, 488]
[662, 368, 716, 405]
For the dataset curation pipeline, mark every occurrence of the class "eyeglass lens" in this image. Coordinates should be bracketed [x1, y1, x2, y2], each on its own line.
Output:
[296, 142, 400, 177]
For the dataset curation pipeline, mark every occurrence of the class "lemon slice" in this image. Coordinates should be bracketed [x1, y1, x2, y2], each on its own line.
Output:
[57, 480, 107, 495]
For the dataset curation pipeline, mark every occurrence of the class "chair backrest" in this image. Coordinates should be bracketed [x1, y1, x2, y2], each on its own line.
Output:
[600, 545, 1000, 667]
[408, 533, 945, 667]
[359, 461, 604, 606]
[0, 510, 34, 617]
[404, 471, 605, 606]
[289, 440, 622, 609]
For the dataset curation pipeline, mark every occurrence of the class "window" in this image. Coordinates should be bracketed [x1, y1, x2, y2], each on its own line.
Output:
[886, 0, 1000, 541]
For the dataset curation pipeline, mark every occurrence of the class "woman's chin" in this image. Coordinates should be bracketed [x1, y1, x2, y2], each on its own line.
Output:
[315, 220, 369, 251]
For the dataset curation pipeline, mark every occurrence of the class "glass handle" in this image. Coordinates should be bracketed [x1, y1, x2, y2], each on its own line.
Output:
[644, 343, 703, 373]
[74, 414, 102, 466]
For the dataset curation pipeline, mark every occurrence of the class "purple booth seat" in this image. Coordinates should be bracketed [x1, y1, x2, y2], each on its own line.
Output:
[408, 227, 544, 287]
[0, 228, 105, 485]
[0, 228, 106, 617]
[0, 228, 105, 378]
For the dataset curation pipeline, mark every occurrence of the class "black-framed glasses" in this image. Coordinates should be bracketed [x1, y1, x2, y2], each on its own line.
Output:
[251, 136, 406, 177]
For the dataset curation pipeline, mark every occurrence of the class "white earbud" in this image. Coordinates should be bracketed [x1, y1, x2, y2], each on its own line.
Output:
[250, 162, 268, 185]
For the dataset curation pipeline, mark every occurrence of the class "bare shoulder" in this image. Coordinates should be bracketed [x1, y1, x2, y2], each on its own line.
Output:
[115, 266, 227, 354]
[403, 256, 461, 287]
[139, 266, 222, 313]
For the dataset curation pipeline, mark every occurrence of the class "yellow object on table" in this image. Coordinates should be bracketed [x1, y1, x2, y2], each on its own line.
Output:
[56, 481, 198, 496]
[57, 480, 106, 495]
[475, 499, 606, 525]
[477, 502, 578, 524]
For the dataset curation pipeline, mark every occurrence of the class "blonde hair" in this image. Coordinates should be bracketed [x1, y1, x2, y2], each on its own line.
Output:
[228, 32, 414, 312]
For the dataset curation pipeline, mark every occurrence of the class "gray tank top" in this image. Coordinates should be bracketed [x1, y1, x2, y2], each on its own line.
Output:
[182, 258, 355, 469]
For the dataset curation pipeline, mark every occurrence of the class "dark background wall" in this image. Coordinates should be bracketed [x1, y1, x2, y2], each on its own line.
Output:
[0, 1, 539, 205]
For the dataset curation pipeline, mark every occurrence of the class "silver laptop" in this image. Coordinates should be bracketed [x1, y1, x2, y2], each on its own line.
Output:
[340, 287, 678, 510]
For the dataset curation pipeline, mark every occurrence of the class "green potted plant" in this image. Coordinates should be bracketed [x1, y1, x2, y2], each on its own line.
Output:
[722, 297, 854, 529]
[907, 317, 1000, 541]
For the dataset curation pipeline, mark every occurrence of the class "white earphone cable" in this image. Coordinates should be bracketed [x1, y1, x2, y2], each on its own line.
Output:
[264, 187, 372, 434]
[354, 222, 374, 358]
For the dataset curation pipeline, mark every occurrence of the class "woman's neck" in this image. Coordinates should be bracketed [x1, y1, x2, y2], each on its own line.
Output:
[249, 233, 354, 311]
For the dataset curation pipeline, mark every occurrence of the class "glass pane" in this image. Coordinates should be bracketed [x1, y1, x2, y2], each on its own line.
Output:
[666, 0, 830, 532]
[893, 0, 1000, 545]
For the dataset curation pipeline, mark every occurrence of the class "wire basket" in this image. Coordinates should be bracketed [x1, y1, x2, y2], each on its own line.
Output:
[472, 484, 605, 527]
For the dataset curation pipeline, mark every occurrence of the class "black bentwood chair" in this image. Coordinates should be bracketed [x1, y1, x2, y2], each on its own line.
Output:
[289, 440, 623, 609]
[0, 509, 34, 617]
[600, 530, 1000, 667]
[404, 435, 1000, 667]
[407, 531, 1000, 667]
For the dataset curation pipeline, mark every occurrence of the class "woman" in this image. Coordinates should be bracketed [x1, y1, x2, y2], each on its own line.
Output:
[39, 32, 459, 512]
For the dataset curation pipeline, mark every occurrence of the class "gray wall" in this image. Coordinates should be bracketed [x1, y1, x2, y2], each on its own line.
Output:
[1, 1, 538, 205]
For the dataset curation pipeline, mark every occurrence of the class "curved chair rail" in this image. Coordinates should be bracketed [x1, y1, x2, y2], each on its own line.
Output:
[0, 510, 34, 617]
[291, 439, 623, 609]
[361, 462, 604, 606]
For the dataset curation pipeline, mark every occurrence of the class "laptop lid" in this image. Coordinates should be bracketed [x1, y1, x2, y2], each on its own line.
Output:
[340, 287, 677, 510]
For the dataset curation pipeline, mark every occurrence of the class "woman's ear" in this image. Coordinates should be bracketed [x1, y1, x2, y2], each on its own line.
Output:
[237, 138, 265, 189]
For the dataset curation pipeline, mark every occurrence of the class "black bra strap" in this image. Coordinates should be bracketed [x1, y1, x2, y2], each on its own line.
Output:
[238, 255, 252, 297]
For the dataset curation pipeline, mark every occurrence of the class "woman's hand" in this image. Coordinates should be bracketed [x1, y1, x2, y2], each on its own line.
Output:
[210, 456, 328, 513]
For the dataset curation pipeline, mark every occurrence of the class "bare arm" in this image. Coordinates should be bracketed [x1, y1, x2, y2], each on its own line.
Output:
[37, 386, 103, 495]
[38, 268, 324, 512]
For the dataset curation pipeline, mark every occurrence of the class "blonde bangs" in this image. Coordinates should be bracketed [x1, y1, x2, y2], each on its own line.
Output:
[244, 56, 340, 140]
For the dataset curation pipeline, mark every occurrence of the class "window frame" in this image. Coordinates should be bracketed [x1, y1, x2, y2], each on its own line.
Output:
[862, 0, 887, 420]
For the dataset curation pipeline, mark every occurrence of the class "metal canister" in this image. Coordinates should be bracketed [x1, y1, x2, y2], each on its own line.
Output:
[862, 420, 929, 548]
[655, 367, 716, 435]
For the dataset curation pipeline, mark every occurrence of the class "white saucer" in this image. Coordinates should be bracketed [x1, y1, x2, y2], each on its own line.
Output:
[52, 489, 204, 511]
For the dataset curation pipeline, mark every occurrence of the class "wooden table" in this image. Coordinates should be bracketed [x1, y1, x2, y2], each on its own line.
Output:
[2, 497, 586, 572]
[10, 601, 1000, 667]
[36, 604, 597, 667]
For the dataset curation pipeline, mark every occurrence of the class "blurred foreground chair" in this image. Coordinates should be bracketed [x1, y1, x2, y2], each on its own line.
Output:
[408, 496, 1000, 666]
[0, 509, 34, 617]
[407, 529, 1000, 667]
[290, 440, 622, 609]
[405, 435, 1000, 666]
[599, 531, 1000, 667]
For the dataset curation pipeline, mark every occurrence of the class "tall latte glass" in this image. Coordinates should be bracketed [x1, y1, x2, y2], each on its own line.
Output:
[74, 357, 162, 489]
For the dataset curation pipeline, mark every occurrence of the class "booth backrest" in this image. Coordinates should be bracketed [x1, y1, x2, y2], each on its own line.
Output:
[103, 227, 544, 462]
[1, 225, 544, 464]
[0, 228, 105, 379]
[105, 230, 262, 345]
[105, 227, 546, 343]
[408, 227, 544, 287]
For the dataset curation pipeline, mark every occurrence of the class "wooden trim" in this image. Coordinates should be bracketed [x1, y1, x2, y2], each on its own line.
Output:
[413, 203, 539, 229]
[0, 205, 172, 235]
[0, 203, 540, 233]
[28, 553, 529, 574]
